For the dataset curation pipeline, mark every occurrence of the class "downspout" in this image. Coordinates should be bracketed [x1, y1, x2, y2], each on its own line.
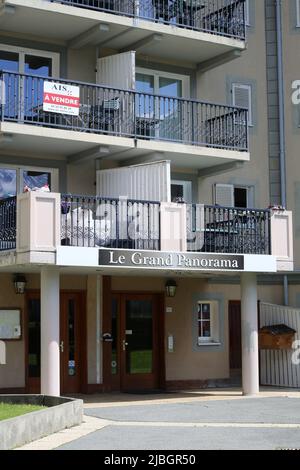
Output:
[275, 0, 289, 305]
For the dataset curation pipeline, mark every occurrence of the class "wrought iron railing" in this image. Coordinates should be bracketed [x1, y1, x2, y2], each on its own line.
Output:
[61, 194, 161, 250]
[50, 0, 246, 40]
[0, 196, 17, 251]
[0, 71, 249, 152]
[187, 204, 271, 254]
[0, 194, 271, 256]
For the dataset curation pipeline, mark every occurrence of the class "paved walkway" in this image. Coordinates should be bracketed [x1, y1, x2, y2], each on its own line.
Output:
[18, 389, 300, 451]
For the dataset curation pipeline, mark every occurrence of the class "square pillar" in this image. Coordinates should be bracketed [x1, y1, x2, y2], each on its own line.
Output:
[241, 273, 259, 396]
[160, 202, 187, 252]
[41, 267, 60, 396]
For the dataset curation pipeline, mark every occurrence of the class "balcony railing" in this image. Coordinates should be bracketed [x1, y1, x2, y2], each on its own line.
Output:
[50, 0, 246, 40]
[0, 193, 271, 256]
[0, 196, 17, 251]
[61, 194, 161, 250]
[187, 205, 271, 255]
[0, 71, 249, 152]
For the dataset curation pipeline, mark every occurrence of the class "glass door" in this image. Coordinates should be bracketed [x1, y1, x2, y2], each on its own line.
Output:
[0, 50, 19, 120]
[158, 76, 183, 141]
[26, 291, 85, 394]
[23, 54, 53, 121]
[0, 45, 59, 121]
[120, 294, 160, 391]
[135, 73, 156, 138]
[136, 69, 189, 142]
[60, 293, 84, 394]
[26, 293, 41, 393]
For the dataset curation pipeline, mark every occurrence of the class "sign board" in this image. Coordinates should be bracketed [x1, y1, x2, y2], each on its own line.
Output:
[0, 309, 21, 340]
[43, 81, 80, 116]
[56, 247, 277, 273]
[99, 250, 244, 271]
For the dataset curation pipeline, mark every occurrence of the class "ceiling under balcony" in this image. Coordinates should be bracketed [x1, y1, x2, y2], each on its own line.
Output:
[1, 0, 246, 66]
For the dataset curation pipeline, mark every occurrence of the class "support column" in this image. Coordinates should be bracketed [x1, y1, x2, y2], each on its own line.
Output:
[241, 273, 259, 396]
[41, 267, 60, 396]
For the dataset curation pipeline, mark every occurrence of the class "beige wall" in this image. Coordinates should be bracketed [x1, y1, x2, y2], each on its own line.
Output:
[0, 273, 87, 390]
[195, 0, 269, 209]
[111, 274, 287, 382]
[67, 46, 97, 83]
[282, 1, 300, 269]
[0, 268, 293, 390]
[67, 160, 96, 195]
[0, 274, 25, 389]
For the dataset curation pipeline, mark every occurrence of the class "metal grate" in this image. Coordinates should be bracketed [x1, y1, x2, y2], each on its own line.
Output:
[187, 204, 271, 254]
[61, 194, 161, 250]
[50, 0, 246, 40]
[0, 71, 249, 152]
[0, 196, 17, 251]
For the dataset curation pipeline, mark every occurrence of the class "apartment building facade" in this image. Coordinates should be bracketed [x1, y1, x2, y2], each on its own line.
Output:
[0, 0, 295, 396]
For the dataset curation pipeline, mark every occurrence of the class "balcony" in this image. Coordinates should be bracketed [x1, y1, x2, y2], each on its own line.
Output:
[59, 195, 271, 255]
[186, 204, 271, 255]
[0, 192, 293, 273]
[52, 0, 246, 39]
[0, 71, 249, 168]
[1, 1, 246, 64]
[0, 193, 272, 255]
[0, 196, 16, 252]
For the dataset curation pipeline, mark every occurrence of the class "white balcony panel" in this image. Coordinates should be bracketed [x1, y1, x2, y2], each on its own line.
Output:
[97, 160, 171, 201]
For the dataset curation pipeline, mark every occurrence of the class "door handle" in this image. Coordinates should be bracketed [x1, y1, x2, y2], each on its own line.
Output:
[122, 340, 128, 351]
[60, 341, 64, 353]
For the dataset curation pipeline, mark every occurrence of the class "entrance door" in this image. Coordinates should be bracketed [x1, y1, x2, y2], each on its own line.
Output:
[109, 294, 163, 392]
[26, 291, 86, 394]
[60, 292, 85, 394]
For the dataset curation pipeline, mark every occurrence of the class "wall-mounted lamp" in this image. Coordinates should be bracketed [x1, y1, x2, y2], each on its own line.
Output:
[13, 274, 27, 295]
[165, 279, 177, 298]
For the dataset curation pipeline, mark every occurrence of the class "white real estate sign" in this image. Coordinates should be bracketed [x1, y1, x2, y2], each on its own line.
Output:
[43, 81, 80, 116]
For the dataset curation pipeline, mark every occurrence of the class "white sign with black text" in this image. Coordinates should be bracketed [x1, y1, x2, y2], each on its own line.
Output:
[43, 81, 80, 116]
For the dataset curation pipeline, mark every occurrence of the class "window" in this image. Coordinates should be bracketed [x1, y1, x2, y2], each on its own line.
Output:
[234, 187, 248, 208]
[214, 183, 252, 208]
[198, 303, 211, 342]
[232, 83, 253, 126]
[0, 44, 59, 76]
[171, 180, 192, 203]
[197, 301, 220, 345]
[0, 165, 58, 199]
[136, 68, 190, 98]
[297, 0, 300, 27]
[136, 68, 190, 139]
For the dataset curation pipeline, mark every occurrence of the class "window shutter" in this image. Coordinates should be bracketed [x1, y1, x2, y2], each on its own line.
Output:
[245, 0, 250, 26]
[297, 0, 300, 27]
[232, 83, 252, 125]
[215, 184, 234, 207]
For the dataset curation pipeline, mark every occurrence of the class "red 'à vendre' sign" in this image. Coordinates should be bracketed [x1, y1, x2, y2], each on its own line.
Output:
[43, 81, 80, 116]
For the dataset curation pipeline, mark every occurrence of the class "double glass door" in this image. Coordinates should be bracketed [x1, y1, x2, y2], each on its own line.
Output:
[135, 70, 188, 141]
[26, 292, 84, 394]
[110, 294, 162, 391]
[0, 46, 59, 120]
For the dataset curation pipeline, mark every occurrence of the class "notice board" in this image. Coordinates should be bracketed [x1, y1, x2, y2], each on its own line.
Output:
[0, 309, 21, 340]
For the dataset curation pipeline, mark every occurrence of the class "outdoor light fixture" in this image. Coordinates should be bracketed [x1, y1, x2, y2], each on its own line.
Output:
[13, 274, 27, 295]
[165, 279, 177, 298]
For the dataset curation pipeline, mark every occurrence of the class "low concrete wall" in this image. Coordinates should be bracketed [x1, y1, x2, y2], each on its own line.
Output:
[0, 395, 83, 450]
